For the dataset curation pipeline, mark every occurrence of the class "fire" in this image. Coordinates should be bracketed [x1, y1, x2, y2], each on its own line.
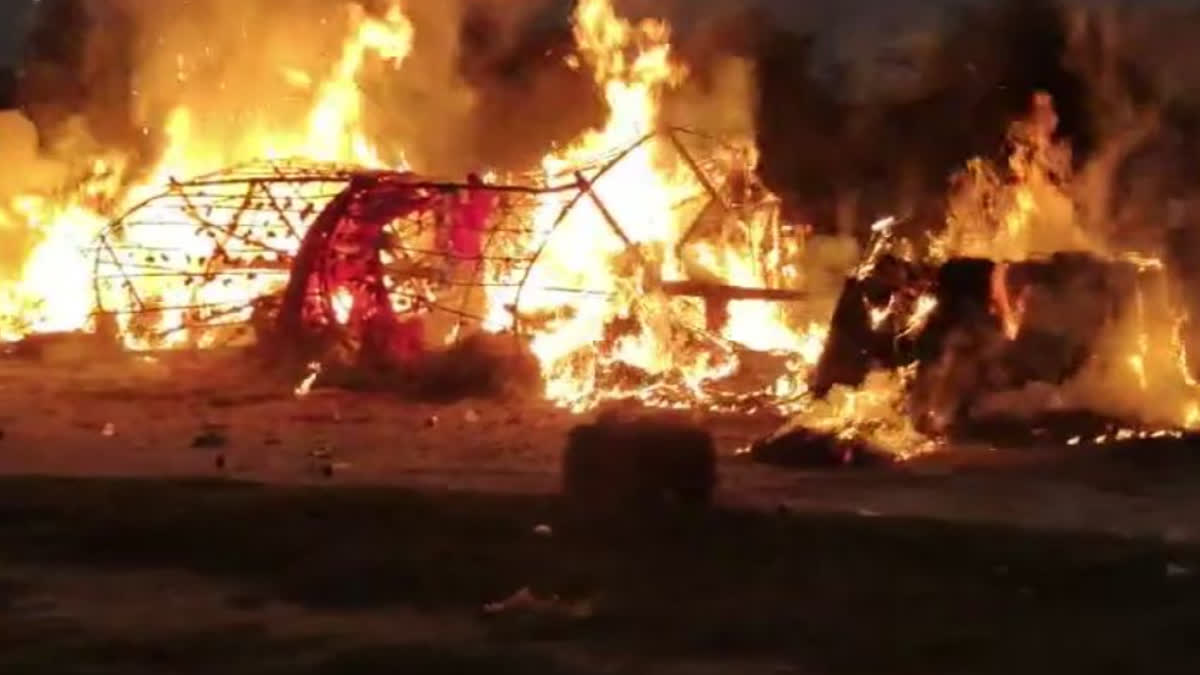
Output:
[299, 2, 414, 165]
[331, 288, 355, 325]
[26, 0, 1180, 461]
[989, 262, 1027, 341]
[940, 91, 1093, 263]
[483, 0, 814, 410]
[514, 0, 693, 396]
[772, 368, 939, 460]
[1, 1, 414, 347]
[0, 197, 107, 340]
[900, 293, 939, 339]
[294, 361, 323, 397]
[2, 0, 833, 428]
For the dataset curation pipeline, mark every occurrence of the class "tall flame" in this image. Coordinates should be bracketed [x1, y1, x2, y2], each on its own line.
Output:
[0, 1, 415, 345]
[482, 0, 818, 410]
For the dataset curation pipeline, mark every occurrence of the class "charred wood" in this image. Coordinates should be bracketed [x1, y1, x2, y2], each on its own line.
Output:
[658, 280, 806, 334]
[749, 427, 892, 469]
[812, 257, 929, 397]
[658, 280, 807, 303]
[811, 278, 874, 397]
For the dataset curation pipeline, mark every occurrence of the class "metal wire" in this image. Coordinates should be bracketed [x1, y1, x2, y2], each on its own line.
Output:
[89, 128, 784, 353]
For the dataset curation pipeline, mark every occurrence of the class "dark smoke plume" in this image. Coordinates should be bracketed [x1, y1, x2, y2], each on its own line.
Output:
[12, 0, 1200, 243]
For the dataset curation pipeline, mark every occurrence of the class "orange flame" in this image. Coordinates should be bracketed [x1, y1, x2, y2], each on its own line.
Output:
[989, 262, 1027, 341]
[0, 0, 964, 455]
[1, 1, 414, 347]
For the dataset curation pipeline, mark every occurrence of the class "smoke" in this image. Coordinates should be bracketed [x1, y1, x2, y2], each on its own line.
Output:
[11, 0, 1200, 220]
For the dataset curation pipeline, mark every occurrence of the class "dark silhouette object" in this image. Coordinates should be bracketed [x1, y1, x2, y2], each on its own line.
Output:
[191, 430, 228, 449]
[563, 418, 716, 508]
[750, 428, 892, 469]
[0, 67, 15, 110]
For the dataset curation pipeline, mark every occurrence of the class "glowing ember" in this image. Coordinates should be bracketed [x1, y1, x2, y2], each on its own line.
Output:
[900, 293, 939, 339]
[294, 361, 323, 397]
[331, 288, 355, 325]
[989, 262, 1026, 341]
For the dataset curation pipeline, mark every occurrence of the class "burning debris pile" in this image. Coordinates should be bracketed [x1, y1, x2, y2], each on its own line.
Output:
[3, 0, 1200, 464]
[757, 90, 1200, 462]
[0, 0, 824, 418]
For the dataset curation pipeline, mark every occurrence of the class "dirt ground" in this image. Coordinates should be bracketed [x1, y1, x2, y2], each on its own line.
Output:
[2, 350, 1200, 673]
[1, 350, 1198, 542]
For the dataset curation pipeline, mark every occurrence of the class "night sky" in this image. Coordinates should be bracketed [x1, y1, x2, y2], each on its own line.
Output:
[0, 0, 967, 67]
[0, 0, 38, 66]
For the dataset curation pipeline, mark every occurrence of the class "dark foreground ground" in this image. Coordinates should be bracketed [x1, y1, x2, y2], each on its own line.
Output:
[3, 353, 1200, 672]
[1, 477, 1199, 675]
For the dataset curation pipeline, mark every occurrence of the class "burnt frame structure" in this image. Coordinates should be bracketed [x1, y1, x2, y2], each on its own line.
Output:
[87, 127, 798, 358]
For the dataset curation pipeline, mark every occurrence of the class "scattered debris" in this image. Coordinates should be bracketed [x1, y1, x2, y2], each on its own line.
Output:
[294, 361, 322, 398]
[464, 408, 481, 424]
[289, 411, 368, 424]
[1164, 526, 1194, 544]
[750, 427, 891, 469]
[101, 422, 116, 437]
[533, 524, 553, 537]
[191, 429, 228, 449]
[1166, 563, 1194, 579]
[309, 444, 336, 478]
[482, 587, 593, 620]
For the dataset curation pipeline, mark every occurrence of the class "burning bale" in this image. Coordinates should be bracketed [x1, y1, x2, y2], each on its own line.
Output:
[813, 250, 1173, 435]
[563, 416, 716, 508]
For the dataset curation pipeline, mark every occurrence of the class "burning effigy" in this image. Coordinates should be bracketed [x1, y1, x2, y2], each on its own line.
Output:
[82, 124, 800, 392]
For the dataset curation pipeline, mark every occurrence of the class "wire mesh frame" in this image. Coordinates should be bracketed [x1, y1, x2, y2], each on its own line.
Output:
[87, 127, 783, 351]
